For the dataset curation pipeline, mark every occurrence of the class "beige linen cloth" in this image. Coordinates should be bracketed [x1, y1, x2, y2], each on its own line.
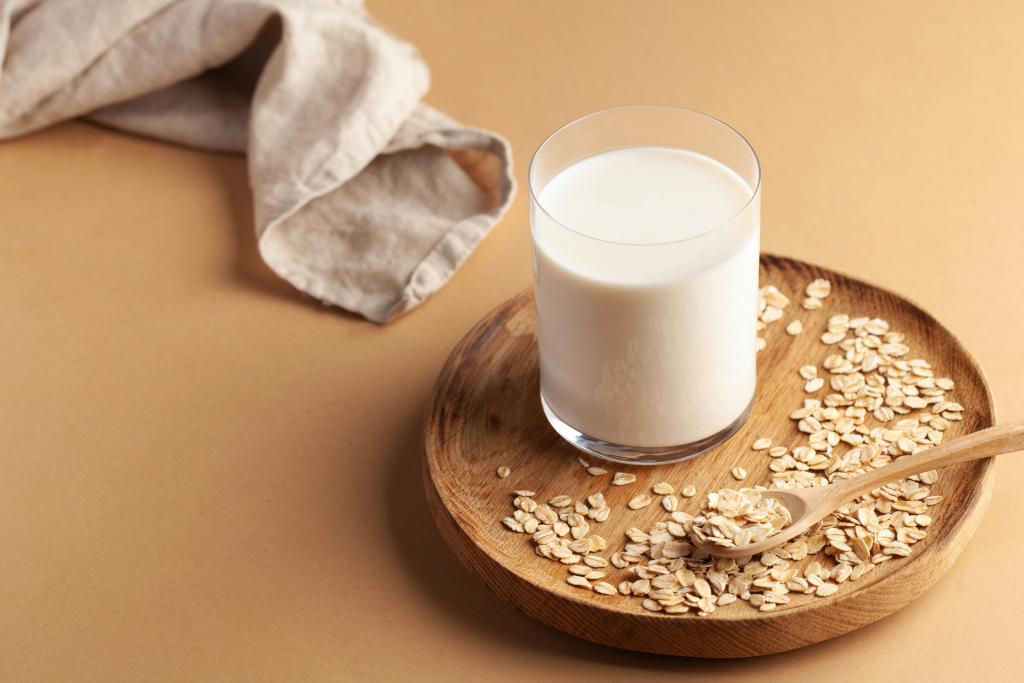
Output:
[0, 0, 514, 322]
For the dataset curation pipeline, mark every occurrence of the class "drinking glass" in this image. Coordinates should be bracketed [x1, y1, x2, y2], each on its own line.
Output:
[529, 105, 761, 464]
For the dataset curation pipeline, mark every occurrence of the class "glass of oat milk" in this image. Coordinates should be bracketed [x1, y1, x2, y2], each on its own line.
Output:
[529, 105, 760, 464]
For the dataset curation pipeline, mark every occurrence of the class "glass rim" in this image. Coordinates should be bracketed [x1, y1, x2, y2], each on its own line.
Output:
[528, 104, 762, 247]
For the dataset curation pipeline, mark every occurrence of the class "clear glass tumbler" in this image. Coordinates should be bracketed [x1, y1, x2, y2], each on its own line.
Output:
[529, 105, 761, 464]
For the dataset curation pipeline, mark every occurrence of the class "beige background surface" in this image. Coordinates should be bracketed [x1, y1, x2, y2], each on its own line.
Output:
[2, 1, 1023, 680]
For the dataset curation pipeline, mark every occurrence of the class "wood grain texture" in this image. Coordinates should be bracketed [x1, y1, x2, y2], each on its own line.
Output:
[423, 254, 996, 658]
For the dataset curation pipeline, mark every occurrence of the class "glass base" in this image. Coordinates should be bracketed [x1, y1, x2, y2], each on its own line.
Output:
[540, 394, 754, 466]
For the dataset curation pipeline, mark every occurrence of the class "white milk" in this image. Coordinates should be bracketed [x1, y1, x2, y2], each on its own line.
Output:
[532, 146, 759, 448]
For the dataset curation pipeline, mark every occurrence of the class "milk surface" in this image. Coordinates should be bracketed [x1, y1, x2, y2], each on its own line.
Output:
[533, 146, 758, 447]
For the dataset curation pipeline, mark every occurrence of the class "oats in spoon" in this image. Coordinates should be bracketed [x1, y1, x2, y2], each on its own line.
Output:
[689, 488, 792, 550]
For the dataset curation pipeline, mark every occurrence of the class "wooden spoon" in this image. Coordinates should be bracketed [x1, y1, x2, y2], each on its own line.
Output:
[696, 421, 1024, 558]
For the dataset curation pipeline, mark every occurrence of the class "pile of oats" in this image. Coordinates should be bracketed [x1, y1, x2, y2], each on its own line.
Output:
[689, 488, 792, 549]
[501, 490, 612, 578]
[500, 276, 959, 616]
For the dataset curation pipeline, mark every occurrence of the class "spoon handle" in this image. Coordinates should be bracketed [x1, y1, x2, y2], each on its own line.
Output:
[829, 420, 1024, 501]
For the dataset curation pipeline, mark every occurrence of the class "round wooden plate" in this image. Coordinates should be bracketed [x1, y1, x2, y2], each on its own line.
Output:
[422, 254, 995, 658]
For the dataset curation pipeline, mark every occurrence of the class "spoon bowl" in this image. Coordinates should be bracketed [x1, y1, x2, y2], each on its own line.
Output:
[693, 488, 823, 559]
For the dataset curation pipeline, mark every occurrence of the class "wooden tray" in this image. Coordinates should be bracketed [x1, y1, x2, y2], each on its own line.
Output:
[422, 254, 995, 658]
